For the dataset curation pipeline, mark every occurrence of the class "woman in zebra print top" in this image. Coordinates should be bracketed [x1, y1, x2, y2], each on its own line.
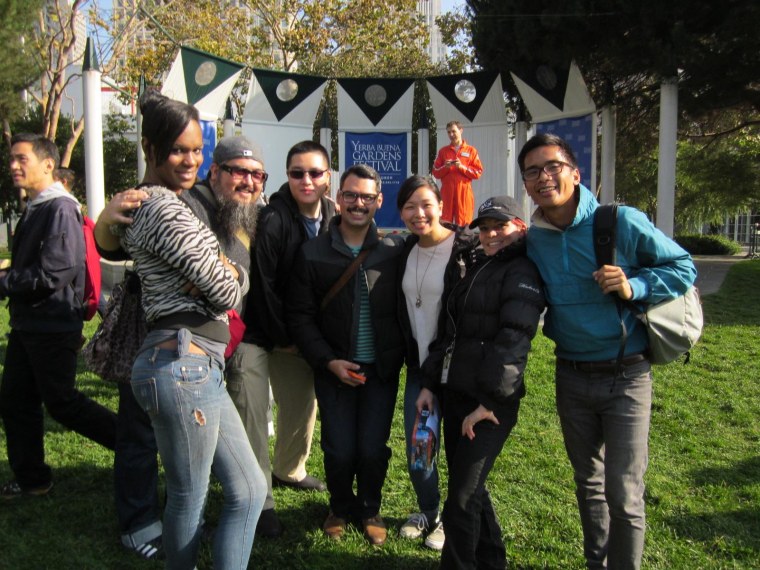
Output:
[116, 91, 265, 570]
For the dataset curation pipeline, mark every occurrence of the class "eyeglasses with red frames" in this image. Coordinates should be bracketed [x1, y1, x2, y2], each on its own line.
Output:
[219, 164, 268, 182]
[287, 168, 329, 180]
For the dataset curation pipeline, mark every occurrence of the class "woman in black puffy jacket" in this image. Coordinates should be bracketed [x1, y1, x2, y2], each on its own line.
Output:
[416, 195, 545, 569]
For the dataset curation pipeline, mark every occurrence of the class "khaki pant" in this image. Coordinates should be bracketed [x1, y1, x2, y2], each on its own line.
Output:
[226, 343, 318, 509]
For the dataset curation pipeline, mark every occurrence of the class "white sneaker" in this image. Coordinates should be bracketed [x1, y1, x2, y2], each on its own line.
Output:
[424, 520, 445, 551]
[399, 512, 429, 539]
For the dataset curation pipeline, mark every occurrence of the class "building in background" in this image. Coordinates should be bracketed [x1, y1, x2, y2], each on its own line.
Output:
[418, 0, 445, 64]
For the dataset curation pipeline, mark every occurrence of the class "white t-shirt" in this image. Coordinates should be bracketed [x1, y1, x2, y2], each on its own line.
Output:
[402, 232, 456, 365]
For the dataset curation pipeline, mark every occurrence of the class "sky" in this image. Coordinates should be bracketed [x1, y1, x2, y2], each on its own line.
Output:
[441, 0, 465, 14]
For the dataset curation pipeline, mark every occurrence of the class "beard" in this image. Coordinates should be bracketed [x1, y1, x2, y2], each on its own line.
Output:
[216, 193, 258, 242]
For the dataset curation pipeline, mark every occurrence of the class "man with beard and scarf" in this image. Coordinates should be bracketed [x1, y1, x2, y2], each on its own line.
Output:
[180, 137, 270, 503]
[181, 135, 263, 282]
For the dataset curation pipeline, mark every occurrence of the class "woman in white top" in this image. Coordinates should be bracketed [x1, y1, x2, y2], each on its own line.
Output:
[396, 175, 478, 550]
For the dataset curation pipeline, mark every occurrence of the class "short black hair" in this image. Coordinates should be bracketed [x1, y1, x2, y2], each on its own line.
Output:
[54, 168, 76, 189]
[517, 133, 578, 172]
[10, 133, 60, 167]
[139, 89, 199, 166]
[339, 164, 381, 194]
[286, 140, 330, 170]
[396, 175, 440, 210]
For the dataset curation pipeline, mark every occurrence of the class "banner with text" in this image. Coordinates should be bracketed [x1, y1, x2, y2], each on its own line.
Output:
[345, 131, 407, 229]
[198, 119, 217, 181]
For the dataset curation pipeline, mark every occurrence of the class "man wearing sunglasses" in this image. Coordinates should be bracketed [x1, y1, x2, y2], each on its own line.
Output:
[182, 135, 265, 253]
[240, 140, 335, 537]
[287, 164, 405, 546]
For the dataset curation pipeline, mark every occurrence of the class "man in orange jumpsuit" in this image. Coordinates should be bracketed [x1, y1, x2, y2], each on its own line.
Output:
[432, 121, 483, 226]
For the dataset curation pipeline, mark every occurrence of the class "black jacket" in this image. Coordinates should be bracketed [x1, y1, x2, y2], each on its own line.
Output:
[286, 216, 405, 383]
[0, 189, 86, 333]
[243, 183, 337, 349]
[398, 224, 480, 384]
[422, 240, 545, 410]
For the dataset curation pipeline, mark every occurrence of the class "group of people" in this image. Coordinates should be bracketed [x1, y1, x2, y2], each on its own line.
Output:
[0, 89, 697, 570]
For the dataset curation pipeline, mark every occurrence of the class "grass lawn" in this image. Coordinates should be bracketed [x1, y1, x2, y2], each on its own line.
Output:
[0, 261, 759, 568]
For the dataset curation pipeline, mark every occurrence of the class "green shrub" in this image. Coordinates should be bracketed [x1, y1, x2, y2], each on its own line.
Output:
[675, 234, 742, 255]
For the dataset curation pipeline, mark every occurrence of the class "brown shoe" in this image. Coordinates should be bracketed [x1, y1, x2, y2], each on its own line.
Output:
[323, 512, 347, 540]
[362, 515, 387, 546]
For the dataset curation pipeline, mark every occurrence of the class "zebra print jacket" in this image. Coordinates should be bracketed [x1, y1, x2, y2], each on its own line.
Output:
[116, 186, 244, 327]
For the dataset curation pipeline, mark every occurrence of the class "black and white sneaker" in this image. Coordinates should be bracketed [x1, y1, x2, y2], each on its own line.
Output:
[128, 536, 164, 560]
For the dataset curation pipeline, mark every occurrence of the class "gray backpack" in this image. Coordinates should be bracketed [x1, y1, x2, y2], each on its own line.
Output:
[593, 204, 703, 365]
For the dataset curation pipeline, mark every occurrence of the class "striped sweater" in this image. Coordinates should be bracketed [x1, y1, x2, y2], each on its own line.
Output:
[117, 186, 243, 325]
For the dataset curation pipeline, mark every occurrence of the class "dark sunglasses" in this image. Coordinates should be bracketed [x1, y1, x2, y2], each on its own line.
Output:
[287, 168, 328, 180]
[220, 164, 268, 182]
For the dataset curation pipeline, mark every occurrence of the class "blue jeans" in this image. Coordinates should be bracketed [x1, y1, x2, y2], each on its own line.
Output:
[313, 364, 398, 520]
[114, 382, 162, 547]
[131, 347, 266, 570]
[403, 376, 441, 520]
[440, 390, 519, 570]
[556, 359, 652, 570]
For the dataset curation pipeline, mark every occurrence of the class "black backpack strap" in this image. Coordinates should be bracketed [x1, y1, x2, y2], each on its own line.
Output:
[593, 203, 618, 267]
[593, 204, 628, 382]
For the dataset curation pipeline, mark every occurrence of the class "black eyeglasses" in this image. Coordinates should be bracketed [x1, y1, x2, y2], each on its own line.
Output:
[521, 161, 572, 181]
[287, 168, 328, 180]
[340, 191, 379, 204]
[220, 164, 268, 182]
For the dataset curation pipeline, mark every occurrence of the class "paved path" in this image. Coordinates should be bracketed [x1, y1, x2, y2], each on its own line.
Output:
[692, 254, 748, 295]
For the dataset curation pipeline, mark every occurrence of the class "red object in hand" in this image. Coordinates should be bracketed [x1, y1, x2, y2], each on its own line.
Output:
[347, 370, 366, 383]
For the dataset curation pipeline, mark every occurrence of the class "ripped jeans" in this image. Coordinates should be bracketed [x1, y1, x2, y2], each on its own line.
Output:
[131, 342, 266, 570]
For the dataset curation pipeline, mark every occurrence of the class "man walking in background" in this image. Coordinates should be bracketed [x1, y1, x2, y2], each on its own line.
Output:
[0, 133, 116, 499]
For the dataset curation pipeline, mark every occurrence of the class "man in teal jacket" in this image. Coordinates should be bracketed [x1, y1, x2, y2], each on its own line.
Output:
[519, 133, 696, 570]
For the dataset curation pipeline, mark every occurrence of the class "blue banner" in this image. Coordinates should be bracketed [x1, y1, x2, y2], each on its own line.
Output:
[536, 114, 594, 189]
[345, 131, 407, 228]
[198, 119, 217, 181]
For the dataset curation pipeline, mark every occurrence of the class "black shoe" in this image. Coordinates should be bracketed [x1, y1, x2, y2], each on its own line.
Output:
[1, 480, 53, 500]
[256, 508, 284, 538]
[126, 536, 164, 561]
[272, 474, 326, 492]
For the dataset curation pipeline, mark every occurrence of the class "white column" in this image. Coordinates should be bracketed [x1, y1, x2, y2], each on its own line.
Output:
[656, 78, 678, 237]
[319, 109, 333, 198]
[82, 38, 105, 221]
[136, 76, 146, 182]
[417, 126, 429, 174]
[600, 105, 616, 204]
[223, 98, 235, 137]
[514, 120, 529, 219]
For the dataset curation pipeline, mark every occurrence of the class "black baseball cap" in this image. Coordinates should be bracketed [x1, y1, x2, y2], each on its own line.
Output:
[469, 195, 524, 229]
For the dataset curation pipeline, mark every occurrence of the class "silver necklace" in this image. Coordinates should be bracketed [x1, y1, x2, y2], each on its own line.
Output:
[415, 242, 439, 308]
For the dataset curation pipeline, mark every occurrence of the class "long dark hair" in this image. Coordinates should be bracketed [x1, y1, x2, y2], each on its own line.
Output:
[139, 89, 199, 166]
